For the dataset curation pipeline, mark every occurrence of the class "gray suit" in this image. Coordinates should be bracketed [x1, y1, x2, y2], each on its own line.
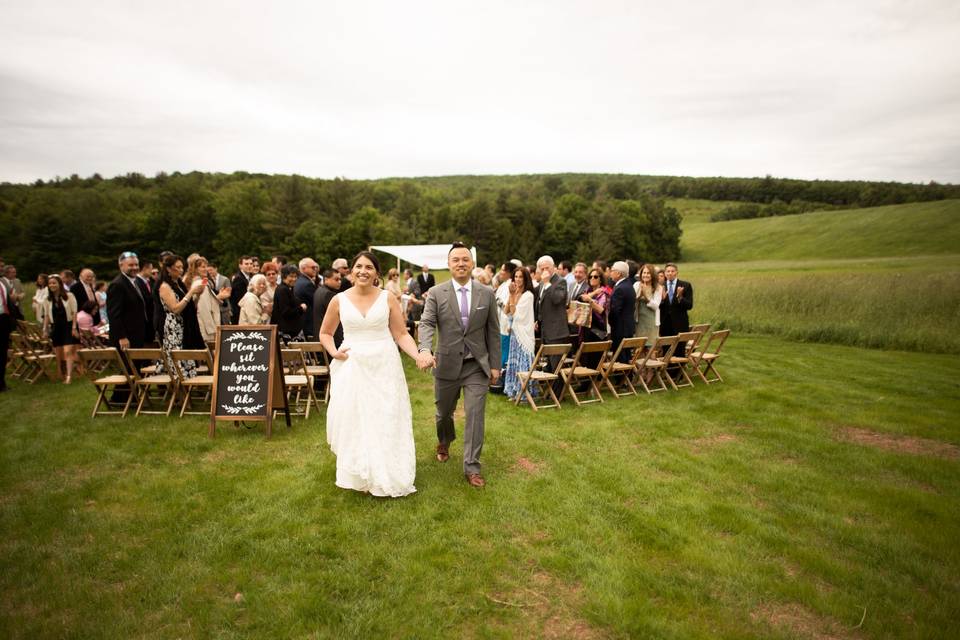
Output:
[418, 279, 501, 475]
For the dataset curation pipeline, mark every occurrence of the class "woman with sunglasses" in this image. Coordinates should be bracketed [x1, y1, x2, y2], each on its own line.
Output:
[577, 268, 613, 370]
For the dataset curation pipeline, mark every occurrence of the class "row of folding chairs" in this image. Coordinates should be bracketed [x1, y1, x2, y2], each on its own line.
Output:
[74, 342, 331, 419]
[513, 327, 730, 411]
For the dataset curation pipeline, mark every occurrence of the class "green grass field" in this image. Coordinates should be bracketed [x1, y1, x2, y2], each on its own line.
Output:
[679, 199, 960, 262]
[4, 195, 959, 638]
[1, 336, 958, 639]
[668, 199, 960, 354]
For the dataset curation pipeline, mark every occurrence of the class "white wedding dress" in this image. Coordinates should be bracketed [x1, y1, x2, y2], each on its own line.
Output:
[326, 289, 416, 497]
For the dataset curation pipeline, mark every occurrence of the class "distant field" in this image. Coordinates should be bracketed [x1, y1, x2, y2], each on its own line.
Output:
[664, 198, 960, 353]
[684, 255, 960, 354]
[680, 199, 960, 262]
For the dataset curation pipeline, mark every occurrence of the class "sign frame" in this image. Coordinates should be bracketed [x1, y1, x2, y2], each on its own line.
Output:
[209, 324, 290, 438]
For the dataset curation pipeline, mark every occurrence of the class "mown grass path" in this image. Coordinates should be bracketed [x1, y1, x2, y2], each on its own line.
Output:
[1, 335, 958, 638]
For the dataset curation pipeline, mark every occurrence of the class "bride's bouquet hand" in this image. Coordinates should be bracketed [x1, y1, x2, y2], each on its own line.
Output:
[332, 347, 351, 361]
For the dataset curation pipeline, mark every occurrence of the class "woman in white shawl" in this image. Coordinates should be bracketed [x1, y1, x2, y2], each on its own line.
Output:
[503, 266, 537, 401]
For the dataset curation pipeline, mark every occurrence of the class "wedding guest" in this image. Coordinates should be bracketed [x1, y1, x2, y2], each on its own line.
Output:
[534, 255, 568, 387]
[503, 267, 536, 402]
[332, 258, 352, 291]
[76, 300, 106, 347]
[577, 267, 612, 370]
[313, 268, 343, 347]
[385, 268, 403, 302]
[416, 263, 435, 297]
[492, 262, 516, 393]
[72, 268, 100, 325]
[2, 265, 24, 313]
[186, 255, 221, 343]
[156, 254, 206, 378]
[59, 269, 76, 292]
[608, 261, 637, 363]
[259, 261, 278, 319]
[634, 263, 663, 341]
[32, 274, 49, 320]
[295, 258, 320, 338]
[107, 251, 152, 352]
[95, 282, 108, 324]
[239, 274, 269, 324]
[206, 261, 233, 326]
[230, 256, 255, 323]
[272, 264, 307, 344]
[40, 275, 79, 383]
[660, 262, 694, 357]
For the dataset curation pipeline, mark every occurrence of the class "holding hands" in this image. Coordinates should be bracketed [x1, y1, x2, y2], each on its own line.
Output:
[415, 351, 436, 371]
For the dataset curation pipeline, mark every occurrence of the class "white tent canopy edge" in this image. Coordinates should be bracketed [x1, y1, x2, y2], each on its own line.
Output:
[368, 244, 478, 270]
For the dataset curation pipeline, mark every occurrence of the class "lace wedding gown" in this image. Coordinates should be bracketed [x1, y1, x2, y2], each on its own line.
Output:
[326, 289, 416, 497]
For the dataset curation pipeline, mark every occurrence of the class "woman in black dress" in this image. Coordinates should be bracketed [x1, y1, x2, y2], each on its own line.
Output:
[40, 274, 79, 383]
[156, 254, 206, 379]
[270, 264, 307, 344]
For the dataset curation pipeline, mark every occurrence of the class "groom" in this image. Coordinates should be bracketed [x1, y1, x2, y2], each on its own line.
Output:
[417, 243, 501, 487]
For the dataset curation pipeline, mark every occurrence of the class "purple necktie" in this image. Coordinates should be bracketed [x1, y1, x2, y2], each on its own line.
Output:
[459, 286, 469, 330]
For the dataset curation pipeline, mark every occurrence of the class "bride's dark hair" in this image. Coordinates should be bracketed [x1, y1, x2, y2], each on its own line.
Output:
[351, 251, 380, 275]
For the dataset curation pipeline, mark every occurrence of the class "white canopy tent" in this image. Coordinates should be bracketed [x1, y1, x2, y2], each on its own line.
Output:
[369, 244, 478, 271]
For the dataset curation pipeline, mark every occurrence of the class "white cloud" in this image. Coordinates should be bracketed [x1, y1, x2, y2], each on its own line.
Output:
[1, 0, 958, 183]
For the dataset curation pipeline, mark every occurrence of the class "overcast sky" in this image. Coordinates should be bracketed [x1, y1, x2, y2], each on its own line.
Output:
[1, 0, 958, 184]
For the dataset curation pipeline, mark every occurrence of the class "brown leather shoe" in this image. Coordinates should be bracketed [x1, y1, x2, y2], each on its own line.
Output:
[466, 473, 486, 488]
[436, 443, 450, 462]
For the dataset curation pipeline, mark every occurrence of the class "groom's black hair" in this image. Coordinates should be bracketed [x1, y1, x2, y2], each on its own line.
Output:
[448, 241, 468, 256]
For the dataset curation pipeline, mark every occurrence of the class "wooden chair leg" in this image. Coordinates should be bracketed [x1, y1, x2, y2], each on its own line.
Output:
[92, 386, 107, 418]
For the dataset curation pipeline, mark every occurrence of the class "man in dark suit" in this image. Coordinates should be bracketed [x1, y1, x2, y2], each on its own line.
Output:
[332, 258, 352, 291]
[312, 269, 343, 347]
[659, 262, 694, 356]
[229, 256, 254, 323]
[535, 256, 569, 390]
[106, 251, 153, 400]
[71, 268, 101, 325]
[608, 261, 638, 363]
[295, 257, 320, 338]
[416, 264, 436, 297]
[107, 252, 152, 351]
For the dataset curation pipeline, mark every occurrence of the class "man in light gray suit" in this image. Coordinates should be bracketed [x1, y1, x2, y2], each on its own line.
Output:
[417, 243, 501, 488]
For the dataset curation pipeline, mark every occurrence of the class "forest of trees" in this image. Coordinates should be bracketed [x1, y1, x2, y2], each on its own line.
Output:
[0, 171, 955, 278]
[0, 172, 682, 278]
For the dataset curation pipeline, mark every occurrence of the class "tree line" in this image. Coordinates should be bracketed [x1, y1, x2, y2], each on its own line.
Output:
[1, 171, 955, 277]
[0, 172, 681, 278]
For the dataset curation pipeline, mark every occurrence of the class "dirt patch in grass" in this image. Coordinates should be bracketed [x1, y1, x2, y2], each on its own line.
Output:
[838, 426, 959, 460]
[689, 433, 738, 453]
[487, 570, 604, 639]
[512, 457, 545, 475]
[751, 602, 861, 640]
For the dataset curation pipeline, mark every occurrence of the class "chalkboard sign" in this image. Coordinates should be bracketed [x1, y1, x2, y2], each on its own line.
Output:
[209, 325, 289, 438]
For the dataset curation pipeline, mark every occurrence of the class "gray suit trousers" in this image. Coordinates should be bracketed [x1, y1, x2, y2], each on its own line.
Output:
[435, 359, 488, 475]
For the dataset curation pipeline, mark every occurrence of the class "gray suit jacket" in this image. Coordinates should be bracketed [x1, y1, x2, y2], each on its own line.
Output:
[418, 279, 501, 381]
[538, 273, 569, 341]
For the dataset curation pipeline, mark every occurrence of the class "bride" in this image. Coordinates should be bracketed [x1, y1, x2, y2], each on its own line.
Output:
[318, 251, 433, 497]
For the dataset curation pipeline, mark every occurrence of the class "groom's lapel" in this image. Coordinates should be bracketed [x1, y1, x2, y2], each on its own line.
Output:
[444, 281, 460, 329]
[465, 280, 484, 333]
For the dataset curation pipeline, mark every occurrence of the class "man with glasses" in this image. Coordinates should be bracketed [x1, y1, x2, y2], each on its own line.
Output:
[107, 251, 153, 351]
[295, 257, 320, 338]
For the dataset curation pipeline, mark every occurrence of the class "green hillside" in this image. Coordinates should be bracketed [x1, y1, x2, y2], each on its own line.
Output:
[681, 199, 960, 262]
